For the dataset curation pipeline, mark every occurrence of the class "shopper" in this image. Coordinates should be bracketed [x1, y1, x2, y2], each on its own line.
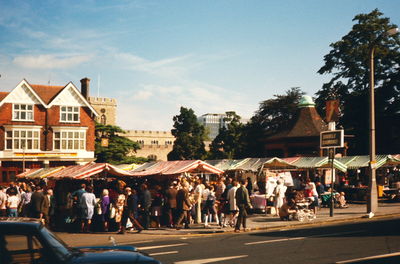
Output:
[234, 179, 252, 232]
[80, 186, 96, 233]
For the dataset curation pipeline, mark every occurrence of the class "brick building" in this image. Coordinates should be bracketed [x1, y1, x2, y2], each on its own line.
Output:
[0, 78, 98, 183]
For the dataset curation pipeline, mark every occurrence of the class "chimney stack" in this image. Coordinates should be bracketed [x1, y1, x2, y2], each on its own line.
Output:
[80, 77, 90, 99]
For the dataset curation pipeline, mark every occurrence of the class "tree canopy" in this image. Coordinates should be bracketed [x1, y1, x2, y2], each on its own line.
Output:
[95, 123, 143, 164]
[208, 111, 244, 159]
[315, 9, 400, 154]
[168, 107, 207, 160]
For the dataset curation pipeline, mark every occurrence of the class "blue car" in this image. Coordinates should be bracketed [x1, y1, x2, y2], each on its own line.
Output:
[0, 217, 161, 264]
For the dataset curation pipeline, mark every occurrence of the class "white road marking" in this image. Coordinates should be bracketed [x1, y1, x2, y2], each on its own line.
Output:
[149, 251, 179, 256]
[245, 230, 366, 246]
[336, 251, 400, 263]
[112, 240, 154, 246]
[174, 255, 248, 264]
[245, 237, 306, 245]
[310, 230, 365, 238]
[138, 243, 188, 250]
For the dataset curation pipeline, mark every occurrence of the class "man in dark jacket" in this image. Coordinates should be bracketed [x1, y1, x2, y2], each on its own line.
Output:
[30, 186, 45, 219]
[140, 184, 152, 230]
[175, 182, 192, 229]
[165, 182, 178, 227]
[118, 187, 143, 234]
[235, 179, 252, 232]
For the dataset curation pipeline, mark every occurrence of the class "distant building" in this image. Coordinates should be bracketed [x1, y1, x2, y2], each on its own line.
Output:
[0, 78, 98, 183]
[198, 113, 229, 141]
[124, 130, 175, 161]
[88, 97, 117, 126]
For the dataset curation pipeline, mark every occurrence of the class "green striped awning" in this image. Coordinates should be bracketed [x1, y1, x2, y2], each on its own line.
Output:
[339, 155, 391, 169]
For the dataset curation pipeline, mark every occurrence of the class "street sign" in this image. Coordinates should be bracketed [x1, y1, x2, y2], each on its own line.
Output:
[320, 130, 344, 149]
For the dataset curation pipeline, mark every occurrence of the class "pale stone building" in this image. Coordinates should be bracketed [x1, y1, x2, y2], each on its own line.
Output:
[87, 97, 117, 126]
[124, 130, 175, 161]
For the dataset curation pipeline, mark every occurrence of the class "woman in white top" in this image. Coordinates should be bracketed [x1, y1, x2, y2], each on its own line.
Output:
[274, 180, 287, 216]
[305, 178, 319, 216]
[7, 189, 20, 217]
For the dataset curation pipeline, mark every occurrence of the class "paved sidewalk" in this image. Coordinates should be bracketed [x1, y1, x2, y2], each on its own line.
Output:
[58, 202, 400, 247]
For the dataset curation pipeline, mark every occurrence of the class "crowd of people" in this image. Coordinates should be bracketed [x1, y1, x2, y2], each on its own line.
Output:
[0, 174, 349, 233]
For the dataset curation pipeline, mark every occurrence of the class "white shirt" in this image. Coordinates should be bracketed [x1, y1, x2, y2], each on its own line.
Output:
[202, 188, 210, 202]
[227, 186, 238, 211]
[194, 184, 204, 201]
[0, 191, 7, 210]
[7, 195, 19, 209]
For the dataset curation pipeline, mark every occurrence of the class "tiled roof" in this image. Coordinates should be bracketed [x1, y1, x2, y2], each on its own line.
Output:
[0, 92, 9, 101]
[267, 107, 327, 139]
[30, 84, 65, 104]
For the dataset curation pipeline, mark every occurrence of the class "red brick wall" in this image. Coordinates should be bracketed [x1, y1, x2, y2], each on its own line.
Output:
[0, 103, 95, 151]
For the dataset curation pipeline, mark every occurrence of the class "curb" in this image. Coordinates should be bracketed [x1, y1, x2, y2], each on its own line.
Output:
[138, 213, 400, 236]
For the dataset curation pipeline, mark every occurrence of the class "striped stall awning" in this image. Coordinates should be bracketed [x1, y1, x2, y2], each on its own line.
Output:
[339, 155, 390, 169]
[127, 160, 224, 177]
[292, 156, 347, 172]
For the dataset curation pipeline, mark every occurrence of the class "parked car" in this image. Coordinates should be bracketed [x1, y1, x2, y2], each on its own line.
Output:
[0, 217, 161, 264]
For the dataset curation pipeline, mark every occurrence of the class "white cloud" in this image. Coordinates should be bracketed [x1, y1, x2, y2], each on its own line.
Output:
[115, 52, 192, 79]
[13, 54, 93, 69]
[117, 79, 255, 131]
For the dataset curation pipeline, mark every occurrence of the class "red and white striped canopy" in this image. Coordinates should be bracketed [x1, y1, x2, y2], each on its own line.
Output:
[128, 160, 224, 177]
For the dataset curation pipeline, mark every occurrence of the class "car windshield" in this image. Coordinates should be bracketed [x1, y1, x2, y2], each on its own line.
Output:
[39, 226, 75, 261]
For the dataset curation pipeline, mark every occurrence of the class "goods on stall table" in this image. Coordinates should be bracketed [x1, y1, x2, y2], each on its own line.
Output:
[295, 201, 315, 222]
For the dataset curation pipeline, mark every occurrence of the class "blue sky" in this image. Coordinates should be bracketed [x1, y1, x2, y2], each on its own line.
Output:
[0, 0, 399, 130]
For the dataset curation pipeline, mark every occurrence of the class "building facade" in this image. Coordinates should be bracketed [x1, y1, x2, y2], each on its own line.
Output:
[264, 95, 328, 157]
[198, 113, 228, 141]
[87, 96, 117, 126]
[0, 78, 98, 183]
[124, 130, 175, 161]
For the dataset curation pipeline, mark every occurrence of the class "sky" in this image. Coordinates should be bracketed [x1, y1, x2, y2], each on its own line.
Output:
[0, 0, 399, 131]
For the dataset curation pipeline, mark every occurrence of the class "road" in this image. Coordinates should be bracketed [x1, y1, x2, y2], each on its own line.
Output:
[122, 218, 400, 264]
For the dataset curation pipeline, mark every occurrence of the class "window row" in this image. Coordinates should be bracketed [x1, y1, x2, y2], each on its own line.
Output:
[136, 140, 174, 145]
[5, 129, 86, 151]
[12, 104, 80, 122]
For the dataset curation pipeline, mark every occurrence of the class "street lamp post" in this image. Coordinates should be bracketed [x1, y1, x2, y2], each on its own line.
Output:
[367, 27, 398, 216]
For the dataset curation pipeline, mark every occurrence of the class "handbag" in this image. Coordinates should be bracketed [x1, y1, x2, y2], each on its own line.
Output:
[109, 204, 116, 219]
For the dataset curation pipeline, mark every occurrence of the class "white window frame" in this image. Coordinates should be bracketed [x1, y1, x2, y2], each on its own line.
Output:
[12, 104, 34, 121]
[60, 106, 80, 123]
[5, 127, 40, 150]
[53, 127, 86, 151]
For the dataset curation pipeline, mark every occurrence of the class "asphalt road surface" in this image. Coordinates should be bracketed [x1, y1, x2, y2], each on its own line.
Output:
[127, 218, 400, 264]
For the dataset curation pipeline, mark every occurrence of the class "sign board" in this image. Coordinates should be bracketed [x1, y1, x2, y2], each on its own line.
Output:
[324, 169, 336, 185]
[101, 137, 109, 147]
[320, 130, 344, 149]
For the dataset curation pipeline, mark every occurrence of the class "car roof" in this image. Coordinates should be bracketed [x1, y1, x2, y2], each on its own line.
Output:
[0, 217, 43, 234]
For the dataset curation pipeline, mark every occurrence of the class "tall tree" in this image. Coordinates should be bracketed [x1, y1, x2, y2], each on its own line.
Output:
[95, 123, 142, 164]
[241, 87, 305, 157]
[168, 107, 207, 160]
[208, 111, 244, 159]
[316, 9, 400, 154]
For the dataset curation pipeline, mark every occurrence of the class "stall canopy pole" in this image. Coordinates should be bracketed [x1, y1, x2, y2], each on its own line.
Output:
[329, 148, 335, 217]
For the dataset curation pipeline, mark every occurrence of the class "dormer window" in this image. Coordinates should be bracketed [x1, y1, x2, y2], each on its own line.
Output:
[60, 106, 80, 122]
[13, 104, 34, 121]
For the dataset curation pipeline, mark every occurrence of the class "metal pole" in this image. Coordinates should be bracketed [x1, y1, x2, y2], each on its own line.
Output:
[368, 46, 378, 215]
[22, 141, 26, 173]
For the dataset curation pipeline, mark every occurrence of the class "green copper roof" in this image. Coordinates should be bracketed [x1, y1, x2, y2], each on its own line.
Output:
[298, 95, 315, 108]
